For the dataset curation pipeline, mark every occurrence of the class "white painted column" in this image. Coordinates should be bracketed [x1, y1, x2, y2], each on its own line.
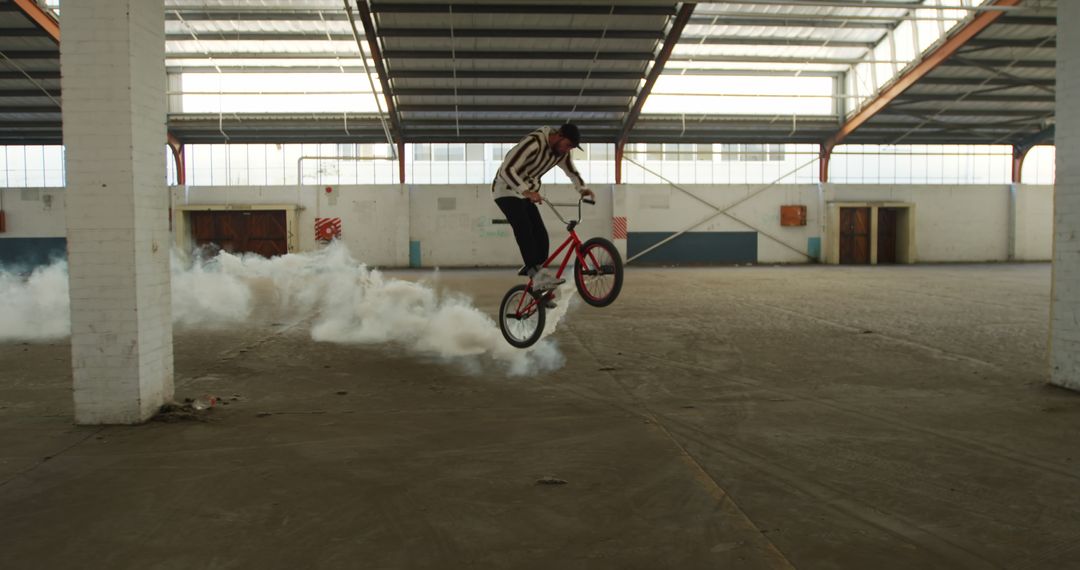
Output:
[61, 0, 174, 423]
[1052, 3, 1080, 391]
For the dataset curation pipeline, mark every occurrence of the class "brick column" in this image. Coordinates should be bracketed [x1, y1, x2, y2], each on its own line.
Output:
[61, 0, 174, 423]
[1052, 3, 1080, 391]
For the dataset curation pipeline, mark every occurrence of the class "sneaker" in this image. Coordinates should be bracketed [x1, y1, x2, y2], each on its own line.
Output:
[542, 292, 557, 309]
[532, 268, 565, 291]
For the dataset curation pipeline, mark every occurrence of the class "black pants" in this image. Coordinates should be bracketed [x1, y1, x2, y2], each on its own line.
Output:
[495, 197, 549, 270]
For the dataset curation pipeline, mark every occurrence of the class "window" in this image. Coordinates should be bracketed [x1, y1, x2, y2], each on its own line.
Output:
[621, 144, 819, 184]
[829, 144, 1012, 184]
[646, 143, 663, 161]
[0, 146, 66, 188]
[466, 143, 485, 161]
[414, 144, 431, 161]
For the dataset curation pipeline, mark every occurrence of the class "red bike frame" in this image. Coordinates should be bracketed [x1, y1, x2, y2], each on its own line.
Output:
[513, 227, 601, 317]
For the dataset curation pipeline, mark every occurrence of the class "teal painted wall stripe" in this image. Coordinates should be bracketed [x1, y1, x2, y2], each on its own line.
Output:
[807, 237, 821, 260]
[0, 237, 67, 270]
[409, 240, 421, 268]
[627, 232, 757, 265]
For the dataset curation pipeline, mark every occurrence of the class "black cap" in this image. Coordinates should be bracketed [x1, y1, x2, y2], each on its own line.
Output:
[558, 123, 581, 148]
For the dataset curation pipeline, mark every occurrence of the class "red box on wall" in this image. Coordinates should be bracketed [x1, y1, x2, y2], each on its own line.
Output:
[780, 205, 806, 227]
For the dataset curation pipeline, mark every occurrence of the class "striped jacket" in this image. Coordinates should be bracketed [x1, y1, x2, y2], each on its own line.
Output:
[492, 126, 587, 200]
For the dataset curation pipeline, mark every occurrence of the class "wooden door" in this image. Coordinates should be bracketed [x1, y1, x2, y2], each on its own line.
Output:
[839, 207, 871, 265]
[877, 208, 898, 264]
[246, 211, 288, 257]
[189, 210, 287, 257]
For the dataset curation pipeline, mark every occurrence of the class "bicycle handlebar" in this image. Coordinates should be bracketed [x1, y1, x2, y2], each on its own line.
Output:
[544, 195, 594, 226]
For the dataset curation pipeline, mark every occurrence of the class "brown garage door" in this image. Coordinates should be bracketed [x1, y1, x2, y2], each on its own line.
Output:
[189, 210, 288, 258]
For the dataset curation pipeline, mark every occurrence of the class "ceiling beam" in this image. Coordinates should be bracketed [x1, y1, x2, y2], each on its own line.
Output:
[917, 76, 1055, 87]
[408, 118, 617, 125]
[680, 35, 875, 48]
[1014, 124, 1055, 154]
[940, 58, 1055, 69]
[164, 67, 645, 80]
[392, 87, 637, 97]
[389, 69, 644, 80]
[352, 0, 403, 142]
[0, 50, 58, 59]
[878, 108, 1049, 117]
[965, 37, 1056, 49]
[164, 29, 665, 41]
[369, 4, 676, 16]
[377, 28, 663, 40]
[892, 93, 1055, 103]
[669, 54, 865, 64]
[166, 32, 357, 42]
[11, 0, 60, 42]
[0, 28, 46, 37]
[165, 10, 350, 21]
[995, 15, 1056, 26]
[619, 3, 696, 147]
[0, 89, 61, 98]
[824, 0, 1021, 150]
[0, 70, 60, 79]
[689, 15, 891, 29]
[382, 50, 656, 61]
[0, 120, 61, 128]
[398, 104, 628, 112]
[0, 106, 61, 113]
[165, 51, 359, 59]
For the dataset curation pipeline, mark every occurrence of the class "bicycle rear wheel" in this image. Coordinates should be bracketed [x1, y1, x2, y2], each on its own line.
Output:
[574, 237, 623, 308]
[498, 284, 546, 348]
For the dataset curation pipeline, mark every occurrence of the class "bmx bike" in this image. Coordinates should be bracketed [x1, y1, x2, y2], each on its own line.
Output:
[498, 196, 624, 348]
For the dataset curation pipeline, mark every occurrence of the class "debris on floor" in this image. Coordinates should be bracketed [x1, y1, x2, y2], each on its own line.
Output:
[153, 399, 217, 423]
[536, 476, 568, 485]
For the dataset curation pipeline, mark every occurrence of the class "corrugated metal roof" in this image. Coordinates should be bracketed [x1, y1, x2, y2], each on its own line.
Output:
[0, 0, 1060, 146]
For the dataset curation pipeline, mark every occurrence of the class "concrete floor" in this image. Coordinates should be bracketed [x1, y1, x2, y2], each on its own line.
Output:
[1, 264, 1078, 569]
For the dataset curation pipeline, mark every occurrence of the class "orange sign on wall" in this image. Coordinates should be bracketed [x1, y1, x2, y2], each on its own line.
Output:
[780, 205, 807, 227]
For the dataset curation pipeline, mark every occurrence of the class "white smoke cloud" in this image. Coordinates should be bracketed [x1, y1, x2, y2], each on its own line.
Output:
[0, 262, 70, 341]
[0, 243, 569, 375]
[171, 250, 253, 327]
[213, 243, 569, 375]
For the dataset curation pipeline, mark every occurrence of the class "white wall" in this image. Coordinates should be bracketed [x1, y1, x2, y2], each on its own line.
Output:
[1014, 184, 1054, 261]
[171, 184, 610, 268]
[171, 184, 410, 267]
[0, 187, 66, 237]
[0, 187, 68, 268]
[2, 183, 1054, 267]
[623, 184, 821, 264]
[829, 184, 1014, 262]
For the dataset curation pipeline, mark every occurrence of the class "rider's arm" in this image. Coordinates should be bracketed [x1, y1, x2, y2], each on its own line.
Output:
[557, 153, 588, 193]
[498, 137, 540, 195]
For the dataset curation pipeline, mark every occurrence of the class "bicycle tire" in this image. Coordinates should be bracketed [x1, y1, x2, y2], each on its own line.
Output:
[574, 237, 624, 308]
[498, 284, 546, 348]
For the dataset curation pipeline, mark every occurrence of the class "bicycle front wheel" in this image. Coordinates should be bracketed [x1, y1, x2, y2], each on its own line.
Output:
[574, 237, 624, 307]
[498, 284, 546, 348]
